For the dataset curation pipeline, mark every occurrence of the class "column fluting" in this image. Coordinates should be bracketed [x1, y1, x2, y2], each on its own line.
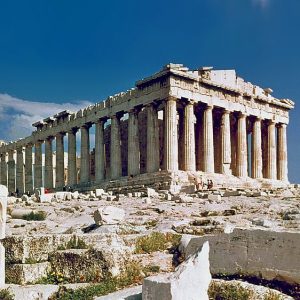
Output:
[7, 150, 16, 194]
[0, 153, 7, 187]
[80, 125, 91, 184]
[183, 101, 196, 171]
[146, 104, 159, 173]
[110, 115, 122, 179]
[25, 144, 33, 193]
[128, 109, 140, 176]
[277, 123, 288, 181]
[34, 142, 43, 189]
[236, 113, 248, 177]
[16, 147, 24, 195]
[56, 133, 65, 189]
[267, 120, 277, 180]
[68, 129, 77, 186]
[163, 97, 178, 171]
[220, 110, 231, 175]
[203, 105, 214, 173]
[45, 137, 54, 189]
[251, 118, 263, 179]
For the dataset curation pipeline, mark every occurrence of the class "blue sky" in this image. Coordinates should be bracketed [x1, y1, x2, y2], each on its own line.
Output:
[0, 0, 299, 182]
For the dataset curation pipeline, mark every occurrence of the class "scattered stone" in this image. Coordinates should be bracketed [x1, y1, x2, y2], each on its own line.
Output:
[106, 195, 117, 201]
[208, 194, 221, 201]
[144, 198, 152, 204]
[95, 189, 105, 197]
[143, 241, 211, 300]
[93, 206, 125, 225]
[223, 209, 236, 216]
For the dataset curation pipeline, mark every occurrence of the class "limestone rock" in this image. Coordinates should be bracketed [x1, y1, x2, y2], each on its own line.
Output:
[94, 206, 125, 225]
[142, 242, 211, 300]
[95, 189, 105, 197]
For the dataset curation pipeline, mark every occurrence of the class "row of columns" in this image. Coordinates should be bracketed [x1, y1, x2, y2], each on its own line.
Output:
[0, 97, 289, 195]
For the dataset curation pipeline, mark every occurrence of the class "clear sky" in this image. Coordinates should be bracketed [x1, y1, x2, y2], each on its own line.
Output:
[0, 0, 299, 182]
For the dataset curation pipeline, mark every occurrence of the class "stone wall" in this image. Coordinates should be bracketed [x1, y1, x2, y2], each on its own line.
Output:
[180, 228, 300, 285]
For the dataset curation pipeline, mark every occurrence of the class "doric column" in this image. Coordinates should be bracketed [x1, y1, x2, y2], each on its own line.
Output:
[183, 100, 196, 171]
[80, 124, 91, 184]
[25, 144, 33, 193]
[163, 97, 178, 171]
[95, 120, 105, 182]
[56, 133, 65, 189]
[34, 141, 43, 189]
[251, 118, 263, 179]
[277, 124, 288, 181]
[68, 129, 77, 186]
[16, 147, 24, 195]
[236, 113, 248, 177]
[267, 120, 277, 180]
[146, 104, 159, 173]
[0, 153, 7, 186]
[203, 105, 214, 173]
[45, 137, 54, 189]
[220, 110, 231, 175]
[7, 150, 16, 194]
[128, 109, 140, 176]
[110, 115, 122, 179]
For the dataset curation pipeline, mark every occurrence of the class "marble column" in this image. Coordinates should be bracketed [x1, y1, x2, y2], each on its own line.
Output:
[25, 144, 33, 193]
[277, 123, 288, 181]
[56, 133, 65, 189]
[203, 105, 214, 173]
[267, 121, 277, 180]
[128, 109, 140, 176]
[68, 129, 77, 186]
[0, 154, 7, 187]
[45, 137, 54, 189]
[7, 150, 15, 194]
[146, 104, 159, 173]
[34, 141, 43, 189]
[183, 101, 196, 171]
[220, 110, 231, 175]
[16, 147, 24, 195]
[251, 118, 263, 179]
[80, 125, 91, 184]
[163, 97, 178, 171]
[110, 115, 122, 179]
[236, 113, 248, 177]
[95, 120, 105, 182]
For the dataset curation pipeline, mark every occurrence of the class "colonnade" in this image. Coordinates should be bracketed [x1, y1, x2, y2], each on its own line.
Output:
[0, 97, 289, 195]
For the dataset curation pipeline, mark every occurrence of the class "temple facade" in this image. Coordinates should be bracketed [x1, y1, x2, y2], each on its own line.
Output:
[0, 64, 295, 194]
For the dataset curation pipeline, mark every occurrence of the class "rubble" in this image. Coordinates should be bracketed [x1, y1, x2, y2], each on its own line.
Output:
[94, 206, 126, 225]
[143, 242, 211, 300]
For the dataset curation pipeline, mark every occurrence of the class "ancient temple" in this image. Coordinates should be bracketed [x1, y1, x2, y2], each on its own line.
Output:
[0, 64, 295, 194]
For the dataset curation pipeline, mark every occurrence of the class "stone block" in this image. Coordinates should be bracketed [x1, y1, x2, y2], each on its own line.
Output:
[40, 193, 54, 203]
[180, 228, 300, 285]
[106, 195, 117, 201]
[10, 208, 33, 219]
[146, 188, 158, 198]
[95, 189, 105, 197]
[142, 242, 211, 300]
[6, 262, 50, 284]
[94, 206, 125, 225]
[223, 190, 241, 197]
[7, 284, 59, 300]
[208, 194, 221, 201]
[0, 243, 4, 287]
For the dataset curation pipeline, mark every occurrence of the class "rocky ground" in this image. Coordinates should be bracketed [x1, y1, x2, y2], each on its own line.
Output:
[2, 185, 300, 299]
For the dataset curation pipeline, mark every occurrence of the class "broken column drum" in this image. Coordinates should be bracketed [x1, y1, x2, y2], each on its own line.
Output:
[0, 63, 294, 192]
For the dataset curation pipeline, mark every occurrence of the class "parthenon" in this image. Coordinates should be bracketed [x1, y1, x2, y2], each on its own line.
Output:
[0, 63, 295, 195]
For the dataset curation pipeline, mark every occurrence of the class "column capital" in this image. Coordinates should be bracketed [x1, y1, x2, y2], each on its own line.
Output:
[238, 112, 248, 119]
[223, 109, 231, 115]
[67, 127, 79, 134]
[277, 123, 287, 128]
[205, 103, 214, 110]
[81, 122, 92, 129]
[46, 135, 55, 141]
[16, 146, 24, 152]
[267, 119, 276, 125]
[56, 131, 66, 137]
